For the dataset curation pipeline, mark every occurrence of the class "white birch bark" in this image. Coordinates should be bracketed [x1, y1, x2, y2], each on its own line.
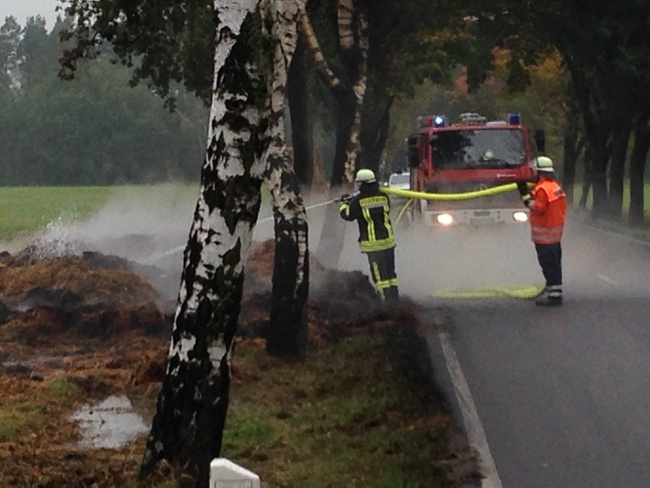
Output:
[315, 0, 370, 268]
[343, 11, 368, 183]
[299, 5, 341, 89]
[261, 0, 309, 357]
[297, 1, 367, 186]
[140, 0, 266, 484]
[337, 0, 355, 50]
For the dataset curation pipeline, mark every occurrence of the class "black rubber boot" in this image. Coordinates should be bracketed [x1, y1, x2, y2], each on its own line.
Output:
[535, 296, 563, 307]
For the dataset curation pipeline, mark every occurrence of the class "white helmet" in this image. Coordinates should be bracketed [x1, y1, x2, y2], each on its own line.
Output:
[532, 156, 554, 173]
[355, 169, 376, 183]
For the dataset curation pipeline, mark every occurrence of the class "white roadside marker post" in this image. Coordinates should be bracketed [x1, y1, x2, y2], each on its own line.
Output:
[209, 458, 261, 488]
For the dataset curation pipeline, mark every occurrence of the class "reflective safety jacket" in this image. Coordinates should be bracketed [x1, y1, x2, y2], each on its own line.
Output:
[529, 176, 567, 244]
[339, 182, 396, 252]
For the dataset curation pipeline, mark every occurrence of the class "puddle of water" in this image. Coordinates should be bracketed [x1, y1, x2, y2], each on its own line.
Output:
[70, 395, 150, 448]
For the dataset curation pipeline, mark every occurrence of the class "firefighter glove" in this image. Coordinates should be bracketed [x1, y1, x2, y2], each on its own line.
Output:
[339, 191, 360, 202]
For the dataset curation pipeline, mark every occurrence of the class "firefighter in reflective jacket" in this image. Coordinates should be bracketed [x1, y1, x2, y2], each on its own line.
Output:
[339, 169, 399, 305]
[517, 156, 567, 306]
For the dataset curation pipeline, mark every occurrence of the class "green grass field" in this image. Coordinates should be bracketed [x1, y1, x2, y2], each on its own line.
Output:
[0, 186, 115, 242]
[0, 185, 198, 243]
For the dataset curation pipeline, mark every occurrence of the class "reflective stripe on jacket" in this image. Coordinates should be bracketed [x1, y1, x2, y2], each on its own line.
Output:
[529, 177, 567, 244]
[339, 185, 396, 252]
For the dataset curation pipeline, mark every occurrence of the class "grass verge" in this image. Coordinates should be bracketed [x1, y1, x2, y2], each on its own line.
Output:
[222, 329, 478, 487]
[0, 325, 478, 487]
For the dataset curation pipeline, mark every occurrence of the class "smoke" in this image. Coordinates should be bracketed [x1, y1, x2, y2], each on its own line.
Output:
[19, 186, 351, 297]
[393, 223, 541, 300]
[29, 185, 195, 269]
[10, 185, 197, 301]
[16, 185, 548, 303]
[296, 195, 542, 301]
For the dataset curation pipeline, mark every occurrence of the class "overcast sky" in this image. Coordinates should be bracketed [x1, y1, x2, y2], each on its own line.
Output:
[1, 0, 61, 27]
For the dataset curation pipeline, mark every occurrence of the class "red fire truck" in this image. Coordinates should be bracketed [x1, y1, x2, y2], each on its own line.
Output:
[406, 112, 543, 226]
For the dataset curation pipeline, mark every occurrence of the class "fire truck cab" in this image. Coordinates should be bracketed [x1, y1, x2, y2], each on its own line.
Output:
[406, 112, 538, 226]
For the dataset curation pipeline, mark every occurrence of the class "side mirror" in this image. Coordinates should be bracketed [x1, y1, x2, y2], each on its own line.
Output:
[534, 129, 546, 154]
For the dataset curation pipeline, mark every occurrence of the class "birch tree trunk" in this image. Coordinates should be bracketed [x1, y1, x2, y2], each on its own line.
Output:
[358, 91, 393, 175]
[139, 1, 266, 484]
[341, 5, 368, 184]
[288, 37, 315, 191]
[315, 0, 369, 268]
[262, 0, 310, 358]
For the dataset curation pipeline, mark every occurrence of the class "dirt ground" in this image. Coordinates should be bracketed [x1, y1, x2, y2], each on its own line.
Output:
[0, 239, 475, 487]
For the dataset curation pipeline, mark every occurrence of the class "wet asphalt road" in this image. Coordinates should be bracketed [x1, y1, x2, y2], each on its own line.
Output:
[420, 215, 650, 488]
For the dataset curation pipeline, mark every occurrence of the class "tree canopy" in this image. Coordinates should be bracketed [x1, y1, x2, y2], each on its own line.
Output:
[0, 16, 207, 186]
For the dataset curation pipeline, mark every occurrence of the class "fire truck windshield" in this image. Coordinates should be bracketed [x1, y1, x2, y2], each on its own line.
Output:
[429, 128, 526, 170]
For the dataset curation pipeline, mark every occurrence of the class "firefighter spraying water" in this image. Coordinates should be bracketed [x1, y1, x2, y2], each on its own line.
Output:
[338, 169, 400, 306]
[147, 113, 550, 302]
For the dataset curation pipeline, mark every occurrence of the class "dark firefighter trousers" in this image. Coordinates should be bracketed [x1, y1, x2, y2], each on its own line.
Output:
[535, 242, 562, 299]
[365, 248, 399, 305]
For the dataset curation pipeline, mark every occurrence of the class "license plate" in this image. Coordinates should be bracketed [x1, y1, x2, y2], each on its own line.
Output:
[470, 217, 497, 225]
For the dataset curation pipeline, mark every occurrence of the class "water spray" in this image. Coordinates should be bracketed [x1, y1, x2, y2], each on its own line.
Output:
[140, 185, 542, 301]
[140, 197, 341, 265]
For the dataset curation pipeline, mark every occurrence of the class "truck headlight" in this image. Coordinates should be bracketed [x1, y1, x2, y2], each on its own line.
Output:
[436, 213, 454, 226]
[513, 211, 528, 223]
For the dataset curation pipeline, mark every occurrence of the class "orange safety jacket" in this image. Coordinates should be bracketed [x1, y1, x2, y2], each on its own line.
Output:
[529, 177, 567, 244]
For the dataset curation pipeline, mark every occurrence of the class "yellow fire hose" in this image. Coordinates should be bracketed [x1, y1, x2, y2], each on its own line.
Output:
[381, 182, 523, 226]
[381, 182, 520, 201]
[432, 285, 546, 300]
[380, 183, 544, 301]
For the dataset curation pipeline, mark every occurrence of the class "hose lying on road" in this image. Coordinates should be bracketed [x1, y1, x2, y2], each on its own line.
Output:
[381, 184, 543, 301]
[432, 285, 546, 300]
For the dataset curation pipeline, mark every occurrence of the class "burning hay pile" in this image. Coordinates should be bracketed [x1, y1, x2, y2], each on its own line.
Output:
[0, 238, 421, 486]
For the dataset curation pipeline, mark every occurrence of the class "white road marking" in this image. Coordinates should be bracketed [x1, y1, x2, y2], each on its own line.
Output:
[597, 273, 618, 286]
[439, 332, 502, 488]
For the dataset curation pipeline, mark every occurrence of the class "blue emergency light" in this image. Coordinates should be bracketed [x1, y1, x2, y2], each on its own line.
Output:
[508, 113, 521, 125]
[433, 115, 447, 127]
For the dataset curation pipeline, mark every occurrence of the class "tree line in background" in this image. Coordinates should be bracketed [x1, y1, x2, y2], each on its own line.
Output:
[410, 0, 650, 224]
[0, 15, 207, 185]
[3, 3, 650, 223]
